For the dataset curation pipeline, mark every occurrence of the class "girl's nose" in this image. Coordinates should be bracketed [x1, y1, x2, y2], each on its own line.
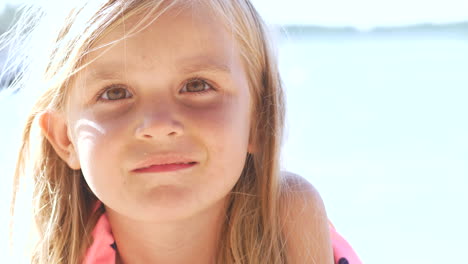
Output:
[134, 108, 184, 140]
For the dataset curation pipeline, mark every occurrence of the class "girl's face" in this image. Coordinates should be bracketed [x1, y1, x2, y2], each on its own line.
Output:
[67, 7, 252, 221]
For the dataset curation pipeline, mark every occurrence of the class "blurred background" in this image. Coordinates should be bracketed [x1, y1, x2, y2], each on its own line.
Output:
[1, 0, 468, 263]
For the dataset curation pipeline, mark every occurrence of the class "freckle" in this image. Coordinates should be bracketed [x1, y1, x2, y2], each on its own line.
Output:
[139, 55, 155, 69]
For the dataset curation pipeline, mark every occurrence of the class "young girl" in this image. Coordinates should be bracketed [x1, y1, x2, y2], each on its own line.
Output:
[5, 0, 361, 263]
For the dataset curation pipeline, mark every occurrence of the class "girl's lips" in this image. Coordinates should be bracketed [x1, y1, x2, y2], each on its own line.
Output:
[132, 162, 197, 173]
[132, 154, 198, 173]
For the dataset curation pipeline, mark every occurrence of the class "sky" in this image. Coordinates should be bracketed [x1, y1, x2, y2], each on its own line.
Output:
[2, 0, 468, 28]
[252, 0, 468, 28]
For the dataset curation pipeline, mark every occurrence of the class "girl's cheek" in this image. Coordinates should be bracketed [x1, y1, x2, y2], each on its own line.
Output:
[70, 107, 135, 151]
[185, 105, 227, 125]
[90, 102, 134, 121]
[184, 97, 251, 139]
[83, 103, 136, 128]
[184, 94, 246, 123]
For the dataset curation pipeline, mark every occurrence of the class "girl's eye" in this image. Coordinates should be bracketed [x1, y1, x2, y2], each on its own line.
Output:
[99, 86, 132, 101]
[180, 79, 213, 93]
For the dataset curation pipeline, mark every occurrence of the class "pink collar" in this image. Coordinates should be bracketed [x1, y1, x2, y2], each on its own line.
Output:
[83, 212, 361, 264]
[329, 222, 362, 264]
[82, 211, 116, 264]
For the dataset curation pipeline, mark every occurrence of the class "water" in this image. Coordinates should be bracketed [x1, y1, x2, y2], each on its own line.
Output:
[1, 26, 468, 263]
[278, 26, 468, 263]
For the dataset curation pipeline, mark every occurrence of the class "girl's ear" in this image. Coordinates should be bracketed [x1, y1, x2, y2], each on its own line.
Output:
[38, 111, 81, 170]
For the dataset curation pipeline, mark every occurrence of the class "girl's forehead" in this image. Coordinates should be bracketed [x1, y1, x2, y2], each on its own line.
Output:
[81, 5, 242, 77]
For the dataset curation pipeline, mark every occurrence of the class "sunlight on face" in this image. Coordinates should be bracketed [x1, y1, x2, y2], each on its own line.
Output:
[67, 5, 252, 222]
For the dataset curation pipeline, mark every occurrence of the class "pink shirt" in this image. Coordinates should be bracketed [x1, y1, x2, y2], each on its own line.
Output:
[83, 212, 362, 264]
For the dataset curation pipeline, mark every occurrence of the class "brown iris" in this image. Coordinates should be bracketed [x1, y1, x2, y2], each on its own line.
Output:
[185, 79, 209, 92]
[104, 87, 128, 100]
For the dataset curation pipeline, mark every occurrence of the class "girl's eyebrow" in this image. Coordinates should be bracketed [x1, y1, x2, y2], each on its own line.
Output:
[85, 55, 233, 82]
[178, 55, 233, 75]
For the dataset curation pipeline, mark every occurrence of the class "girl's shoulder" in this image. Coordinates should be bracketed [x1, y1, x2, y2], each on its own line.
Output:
[279, 171, 362, 264]
[278, 171, 326, 219]
[279, 171, 334, 262]
[278, 171, 325, 218]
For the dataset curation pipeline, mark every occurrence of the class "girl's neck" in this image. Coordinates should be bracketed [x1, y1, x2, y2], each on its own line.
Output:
[106, 199, 228, 264]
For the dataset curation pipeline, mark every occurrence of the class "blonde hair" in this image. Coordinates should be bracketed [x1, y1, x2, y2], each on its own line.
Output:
[6, 0, 286, 263]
